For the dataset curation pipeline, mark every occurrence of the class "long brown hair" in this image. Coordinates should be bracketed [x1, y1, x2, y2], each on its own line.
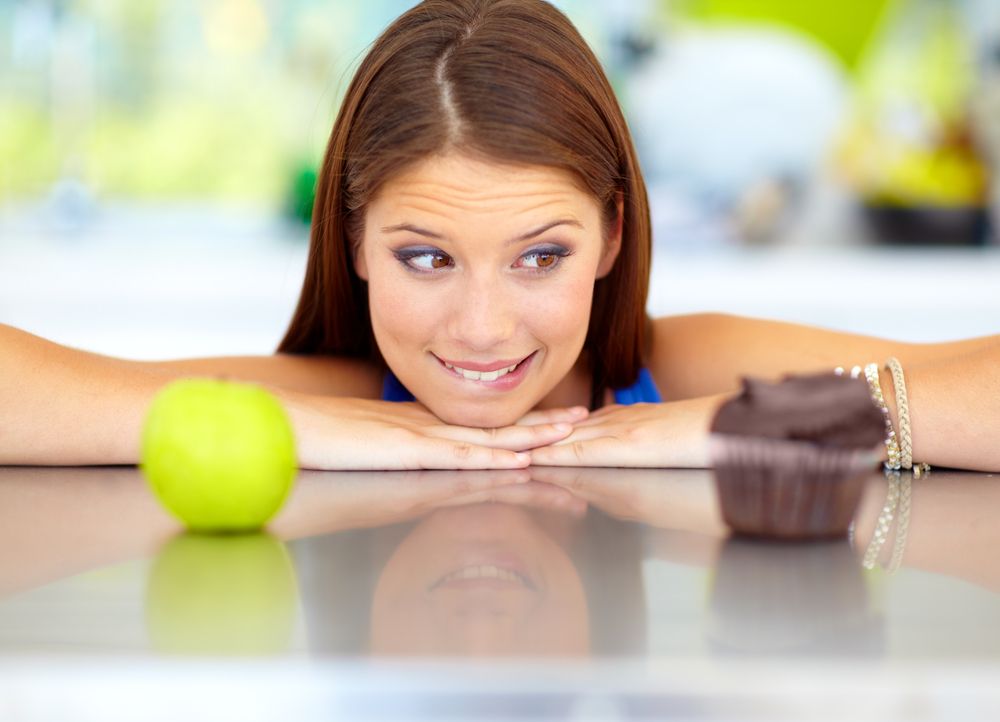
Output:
[278, 0, 652, 407]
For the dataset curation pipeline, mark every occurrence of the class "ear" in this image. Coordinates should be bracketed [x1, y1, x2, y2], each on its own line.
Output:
[595, 192, 624, 279]
[351, 239, 369, 281]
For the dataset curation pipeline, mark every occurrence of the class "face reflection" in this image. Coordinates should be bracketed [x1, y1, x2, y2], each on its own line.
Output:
[369, 504, 589, 656]
[355, 152, 619, 427]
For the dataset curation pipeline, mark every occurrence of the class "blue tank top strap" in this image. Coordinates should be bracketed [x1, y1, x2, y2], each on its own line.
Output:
[381, 367, 662, 405]
[382, 371, 416, 402]
[613, 366, 663, 405]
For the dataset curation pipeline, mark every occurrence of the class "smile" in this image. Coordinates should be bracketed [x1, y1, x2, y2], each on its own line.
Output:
[443, 360, 518, 381]
[429, 564, 535, 591]
[434, 351, 537, 389]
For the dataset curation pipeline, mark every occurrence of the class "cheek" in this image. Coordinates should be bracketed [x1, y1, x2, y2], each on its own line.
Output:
[366, 267, 445, 350]
[520, 272, 594, 342]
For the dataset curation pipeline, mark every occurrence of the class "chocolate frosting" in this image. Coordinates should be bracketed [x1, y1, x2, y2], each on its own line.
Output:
[710, 372, 885, 448]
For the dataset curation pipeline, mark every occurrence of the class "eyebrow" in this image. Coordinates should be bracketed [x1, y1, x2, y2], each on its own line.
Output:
[380, 218, 584, 245]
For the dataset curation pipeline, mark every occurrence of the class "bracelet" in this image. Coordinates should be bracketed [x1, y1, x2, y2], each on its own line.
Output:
[859, 470, 913, 572]
[862, 363, 902, 471]
[886, 471, 912, 572]
[861, 471, 901, 569]
[884, 357, 931, 477]
[885, 357, 913, 469]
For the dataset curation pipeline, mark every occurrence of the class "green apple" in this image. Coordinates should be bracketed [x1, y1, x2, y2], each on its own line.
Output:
[140, 379, 297, 532]
[145, 532, 298, 654]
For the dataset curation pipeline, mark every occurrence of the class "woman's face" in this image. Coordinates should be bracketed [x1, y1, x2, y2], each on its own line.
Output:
[369, 504, 589, 656]
[355, 152, 620, 427]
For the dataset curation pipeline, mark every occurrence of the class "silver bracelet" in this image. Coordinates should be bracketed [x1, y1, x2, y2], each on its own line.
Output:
[884, 357, 931, 476]
[862, 363, 902, 471]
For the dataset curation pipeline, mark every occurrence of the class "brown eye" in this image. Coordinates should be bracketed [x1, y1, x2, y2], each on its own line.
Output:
[393, 249, 453, 272]
[519, 247, 569, 271]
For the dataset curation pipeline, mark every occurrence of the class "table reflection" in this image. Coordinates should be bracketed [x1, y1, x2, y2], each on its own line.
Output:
[1, 465, 998, 660]
[707, 538, 882, 657]
[295, 503, 645, 658]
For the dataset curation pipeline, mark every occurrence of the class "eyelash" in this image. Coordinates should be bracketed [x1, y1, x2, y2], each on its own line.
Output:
[392, 245, 574, 275]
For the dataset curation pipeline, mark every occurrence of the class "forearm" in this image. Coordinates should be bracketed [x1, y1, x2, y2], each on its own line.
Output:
[0, 325, 172, 465]
[878, 342, 1000, 472]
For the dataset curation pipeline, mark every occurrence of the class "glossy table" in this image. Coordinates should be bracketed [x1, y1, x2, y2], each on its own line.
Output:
[2, 466, 999, 721]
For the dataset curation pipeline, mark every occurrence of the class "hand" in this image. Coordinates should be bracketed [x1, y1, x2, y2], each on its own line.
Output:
[528, 466, 724, 532]
[271, 468, 524, 535]
[527, 396, 726, 468]
[282, 393, 590, 470]
[434, 480, 588, 517]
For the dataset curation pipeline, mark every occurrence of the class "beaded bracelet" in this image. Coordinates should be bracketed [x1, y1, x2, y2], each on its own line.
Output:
[885, 357, 913, 469]
[884, 357, 931, 477]
[862, 363, 902, 471]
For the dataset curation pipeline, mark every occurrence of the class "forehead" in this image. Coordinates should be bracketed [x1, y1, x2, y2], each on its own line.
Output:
[368, 153, 597, 221]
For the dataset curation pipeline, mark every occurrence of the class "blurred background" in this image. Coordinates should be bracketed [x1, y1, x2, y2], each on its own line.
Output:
[1, 0, 998, 359]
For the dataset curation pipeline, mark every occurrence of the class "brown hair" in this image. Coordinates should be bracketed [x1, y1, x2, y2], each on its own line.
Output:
[278, 0, 652, 407]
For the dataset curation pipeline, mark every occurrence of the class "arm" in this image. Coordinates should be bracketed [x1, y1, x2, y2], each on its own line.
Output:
[650, 312, 998, 400]
[530, 313, 1000, 471]
[1, 324, 574, 468]
[0, 323, 383, 465]
[1, 324, 174, 465]
[652, 313, 1000, 471]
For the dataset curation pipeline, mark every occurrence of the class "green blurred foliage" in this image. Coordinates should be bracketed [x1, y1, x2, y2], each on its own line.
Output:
[0, 104, 60, 193]
[673, 0, 898, 71]
[0, 0, 373, 207]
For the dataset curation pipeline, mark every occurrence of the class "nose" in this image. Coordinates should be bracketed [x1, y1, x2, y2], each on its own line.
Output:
[446, 272, 518, 352]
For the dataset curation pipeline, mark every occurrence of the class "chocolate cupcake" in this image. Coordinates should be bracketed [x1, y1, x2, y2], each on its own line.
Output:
[709, 373, 885, 540]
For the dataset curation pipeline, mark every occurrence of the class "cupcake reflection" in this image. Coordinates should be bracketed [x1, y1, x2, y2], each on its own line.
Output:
[706, 537, 884, 657]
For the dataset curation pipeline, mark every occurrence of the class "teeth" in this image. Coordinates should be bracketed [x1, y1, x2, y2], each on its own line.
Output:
[438, 565, 526, 585]
[443, 360, 519, 381]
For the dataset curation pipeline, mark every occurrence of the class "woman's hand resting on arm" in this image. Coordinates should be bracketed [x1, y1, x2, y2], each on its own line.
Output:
[0, 323, 584, 468]
[527, 396, 728, 468]
[279, 392, 588, 470]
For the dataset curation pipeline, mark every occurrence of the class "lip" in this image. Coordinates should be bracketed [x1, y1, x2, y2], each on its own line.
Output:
[434, 350, 537, 390]
[434, 354, 531, 373]
[428, 550, 538, 593]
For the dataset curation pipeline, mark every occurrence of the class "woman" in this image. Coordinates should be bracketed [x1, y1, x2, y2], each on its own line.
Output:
[1, 0, 998, 471]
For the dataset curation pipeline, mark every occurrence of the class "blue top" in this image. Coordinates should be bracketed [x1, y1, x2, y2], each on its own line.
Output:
[381, 366, 662, 406]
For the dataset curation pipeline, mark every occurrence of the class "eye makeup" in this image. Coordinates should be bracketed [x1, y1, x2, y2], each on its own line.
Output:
[391, 244, 574, 275]
[515, 245, 574, 271]
[391, 247, 453, 272]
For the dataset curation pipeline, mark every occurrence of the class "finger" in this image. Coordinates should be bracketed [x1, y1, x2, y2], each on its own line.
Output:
[589, 402, 622, 413]
[528, 435, 633, 467]
[516, 406, 589, 426]
[397, 468, 533, 491]
[439, 481, 588, 515]
[274, 469, 532, 533]
[488, 482, 588, 515]
[526, 465, 592, 489]
[548, 425, 620, 444]
[427, 422, 575, 451]
[409, 439, 533, 470]
[570, 405, 625, 425]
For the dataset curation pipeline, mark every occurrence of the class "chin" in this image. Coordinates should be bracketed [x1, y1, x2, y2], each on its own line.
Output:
[430, 400, 528, 429]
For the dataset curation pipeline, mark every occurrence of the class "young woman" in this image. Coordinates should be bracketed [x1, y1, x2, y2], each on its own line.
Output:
[2, 0, 998, 471]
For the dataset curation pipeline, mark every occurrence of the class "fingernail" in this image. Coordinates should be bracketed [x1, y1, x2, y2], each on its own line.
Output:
[553, 423, 572, 433]
[515, 452, 531, 464]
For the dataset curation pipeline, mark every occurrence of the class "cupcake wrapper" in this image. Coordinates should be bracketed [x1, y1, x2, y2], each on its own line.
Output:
[709, 435, 880, 540]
